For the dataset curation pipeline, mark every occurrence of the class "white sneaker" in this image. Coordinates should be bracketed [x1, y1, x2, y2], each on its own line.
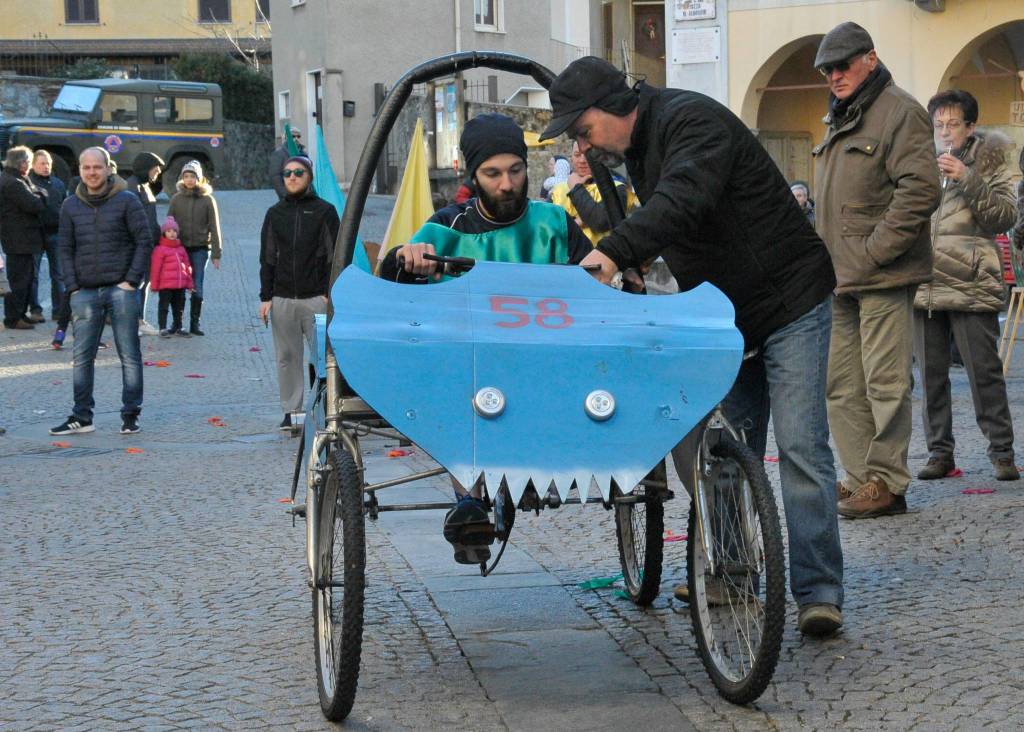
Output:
[138, 321, 160, 336]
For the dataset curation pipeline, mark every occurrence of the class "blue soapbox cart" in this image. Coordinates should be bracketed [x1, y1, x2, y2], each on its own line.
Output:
[289, 52, 786, 721]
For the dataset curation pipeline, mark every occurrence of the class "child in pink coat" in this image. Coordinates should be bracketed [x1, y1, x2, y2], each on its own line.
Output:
[149, 216, 195, 337]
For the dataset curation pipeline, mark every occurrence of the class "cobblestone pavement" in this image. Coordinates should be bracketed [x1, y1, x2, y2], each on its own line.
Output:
[2, 190, 1023, 730]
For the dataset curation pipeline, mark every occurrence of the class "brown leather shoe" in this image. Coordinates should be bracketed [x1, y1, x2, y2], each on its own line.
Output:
[11, 320, 36, 330]
[837, 480, 853, 501]
[837, 476, 907, 519]
[918, 456, 955, 480]
[992, 457, 1020, 481]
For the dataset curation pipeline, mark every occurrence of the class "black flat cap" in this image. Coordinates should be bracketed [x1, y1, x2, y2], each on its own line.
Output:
[539, 56, 630, 141]
[814, 22, 875, 69]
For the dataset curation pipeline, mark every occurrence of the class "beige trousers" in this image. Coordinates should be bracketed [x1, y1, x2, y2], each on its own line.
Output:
[827, 287, 916, 495]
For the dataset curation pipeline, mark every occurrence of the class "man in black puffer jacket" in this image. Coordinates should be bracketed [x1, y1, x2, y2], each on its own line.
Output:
[51, 147, 153, 437]
[541, 57, 844, 637]
[258, 155, 340, 432]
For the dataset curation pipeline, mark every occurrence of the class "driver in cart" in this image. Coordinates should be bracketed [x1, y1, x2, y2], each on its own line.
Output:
[379, 113, 593, 564]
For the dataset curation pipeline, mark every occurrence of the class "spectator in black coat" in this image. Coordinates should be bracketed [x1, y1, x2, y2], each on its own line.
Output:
[125, 151, 165, 335]
[28, 150, 68, 332]
[0, 146, 47, 330]
[50, 147, 153, 437]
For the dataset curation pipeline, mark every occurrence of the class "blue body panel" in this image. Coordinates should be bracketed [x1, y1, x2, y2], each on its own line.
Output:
[328, 262, 743, 504]
[312, 313, 327, 380]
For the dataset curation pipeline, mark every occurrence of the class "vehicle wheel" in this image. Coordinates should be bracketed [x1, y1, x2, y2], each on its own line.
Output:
[687, 434, 785, 705]
[48, 154, 72, 185]
[312, 450, 365, 721]
[614, 479, 664, 605]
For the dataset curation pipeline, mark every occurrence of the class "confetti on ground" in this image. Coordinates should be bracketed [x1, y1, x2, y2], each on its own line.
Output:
[578, 574, 623, 590]
[125, 447, 144, 454]
[763, 455, 779, 463]
[207, 416, 227, 428]
[961, 488, 995, 495]
[664, 534, 687, 543]
[387, 449, 411, 458]
[50, 442, 71, 448]
[249, 346, 261, 352]
[143, 360, 172, 367]
[51, 380, 62, 385]
[614, 590, 631, 600]
[184, 374, 205, 378]
[946, 468, 964, 477]
[277, 497, 293, 504]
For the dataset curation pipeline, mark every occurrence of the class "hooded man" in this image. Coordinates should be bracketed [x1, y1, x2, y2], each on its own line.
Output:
[812, 22, 941, 519]
[125, 151, 165, 335]
[379, 113, 591, 566]
[259, 155, 340, 433]
[50, 146, 153, 437]
[540, 55, 845, 636]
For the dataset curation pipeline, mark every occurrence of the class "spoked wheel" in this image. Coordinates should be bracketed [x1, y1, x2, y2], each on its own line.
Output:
[687, 434, 785, 704]
[313, 450, 365, 721]
[614, 478, 665, 605]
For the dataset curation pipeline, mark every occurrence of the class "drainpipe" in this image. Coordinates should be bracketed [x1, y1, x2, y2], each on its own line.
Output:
[454, 0, 461, 53]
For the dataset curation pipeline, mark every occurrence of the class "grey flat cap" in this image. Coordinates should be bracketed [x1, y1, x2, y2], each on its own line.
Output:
[814, 22, 874, 68]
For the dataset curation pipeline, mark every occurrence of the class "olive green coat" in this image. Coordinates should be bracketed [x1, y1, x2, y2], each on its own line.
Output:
[167, 181, 222, 259]
[914, 132, 1017, 313]
[813, 79, 941, 294]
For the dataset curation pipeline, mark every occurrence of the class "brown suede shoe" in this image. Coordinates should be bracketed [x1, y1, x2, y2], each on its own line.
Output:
[837, 480, 853, 501]
[992, 457, 1020, 481]
[798, 603, 843, 637]
[918, 456, 956, 480]
[837, 476, 907, 519]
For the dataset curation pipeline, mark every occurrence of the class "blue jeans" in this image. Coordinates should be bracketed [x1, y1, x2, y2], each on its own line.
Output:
[69, 286, 143, 421]
[721, 297, 844, 609]
[30, 235, 63, 315]
[187, 248, 209, 300]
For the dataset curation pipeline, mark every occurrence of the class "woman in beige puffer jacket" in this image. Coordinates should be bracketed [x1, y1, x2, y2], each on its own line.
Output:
[912, 93, 1019, 482]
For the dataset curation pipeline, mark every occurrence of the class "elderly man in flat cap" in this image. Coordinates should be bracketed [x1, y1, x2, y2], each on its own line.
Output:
[541, 56, 845, 636]
[812, 22, 940, 520]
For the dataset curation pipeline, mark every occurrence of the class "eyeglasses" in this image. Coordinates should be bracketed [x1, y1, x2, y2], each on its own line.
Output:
[818, 57, 859, 77]
[933, 120, 965, 132]
[282, 168, 307, 178]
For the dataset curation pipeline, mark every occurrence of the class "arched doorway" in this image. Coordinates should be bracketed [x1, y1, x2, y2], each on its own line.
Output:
[940, 20, 1024, 160]
[746, 36, 827, 190]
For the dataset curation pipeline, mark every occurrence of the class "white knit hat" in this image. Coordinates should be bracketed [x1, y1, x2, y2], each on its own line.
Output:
[181, 160, 204, 179]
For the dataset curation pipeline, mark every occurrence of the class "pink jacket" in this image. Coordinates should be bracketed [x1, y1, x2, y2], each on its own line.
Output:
[149, 237, 195, 291]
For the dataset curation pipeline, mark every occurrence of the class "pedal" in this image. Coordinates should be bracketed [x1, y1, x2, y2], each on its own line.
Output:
[286, 503, 307, 518]
[453, 543, 491, 565]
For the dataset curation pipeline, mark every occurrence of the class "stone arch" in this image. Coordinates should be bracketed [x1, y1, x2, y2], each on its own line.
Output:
[936, 20, 1024, 126]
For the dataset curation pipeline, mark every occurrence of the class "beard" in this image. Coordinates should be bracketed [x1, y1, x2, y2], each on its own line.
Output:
[477, 177, 528, 223]
[586, 147, 626, 169]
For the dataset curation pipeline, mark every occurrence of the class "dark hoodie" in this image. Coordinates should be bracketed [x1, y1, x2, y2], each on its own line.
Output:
[259, 187, 340, 301]
[125, 151, 165, 244]
[57, 175, 154, 291]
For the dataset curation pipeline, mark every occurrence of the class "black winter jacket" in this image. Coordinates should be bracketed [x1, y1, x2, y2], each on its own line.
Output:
[595, 84, 836, 348]
[125, 174, 161, 245]
[0, 168, 47, 255]
[29, 171, 67, 235]
[57, 176, 154, 291]
[259, 189, 340, 301]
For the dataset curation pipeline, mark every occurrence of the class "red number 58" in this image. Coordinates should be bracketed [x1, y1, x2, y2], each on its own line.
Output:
[489, 296, 573, 329]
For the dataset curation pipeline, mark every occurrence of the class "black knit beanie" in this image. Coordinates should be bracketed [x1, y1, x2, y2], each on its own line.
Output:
[460, 114, 527, 179]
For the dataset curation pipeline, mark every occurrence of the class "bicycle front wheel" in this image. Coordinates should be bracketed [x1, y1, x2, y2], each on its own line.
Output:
[687, 435, 785, 704]
[313, 450, 365, 721]
[615, 481, 664, 605]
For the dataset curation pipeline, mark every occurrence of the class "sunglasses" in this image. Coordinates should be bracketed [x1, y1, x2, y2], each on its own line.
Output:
[818, 55, 864, 77]
[282, 168, 307, 178]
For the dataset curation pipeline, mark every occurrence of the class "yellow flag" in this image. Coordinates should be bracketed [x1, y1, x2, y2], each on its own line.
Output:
[378, 118, 434, 268]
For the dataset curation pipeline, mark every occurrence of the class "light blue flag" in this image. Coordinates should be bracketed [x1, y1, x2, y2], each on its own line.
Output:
[313, 125, 371, 272]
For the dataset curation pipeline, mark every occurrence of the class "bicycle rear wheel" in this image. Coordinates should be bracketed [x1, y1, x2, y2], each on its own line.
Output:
[687, 435, 784, 704]
[313, 450, 365, 721]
